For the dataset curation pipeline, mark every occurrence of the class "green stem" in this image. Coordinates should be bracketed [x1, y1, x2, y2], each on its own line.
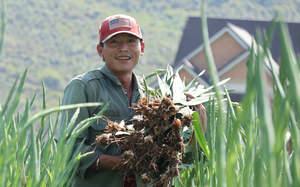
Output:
[0, 0, 7, 55]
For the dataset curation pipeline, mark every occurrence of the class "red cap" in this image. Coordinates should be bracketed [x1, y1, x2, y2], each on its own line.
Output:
[99, 14, 143, 43]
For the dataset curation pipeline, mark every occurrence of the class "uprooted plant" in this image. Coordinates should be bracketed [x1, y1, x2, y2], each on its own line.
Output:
[95, 95, 194, 186]
[94, 65, 228, 186]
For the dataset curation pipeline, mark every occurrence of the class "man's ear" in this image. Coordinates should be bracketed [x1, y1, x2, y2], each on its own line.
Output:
[97, 44, 104, 57]
[141, 42, 145, 56]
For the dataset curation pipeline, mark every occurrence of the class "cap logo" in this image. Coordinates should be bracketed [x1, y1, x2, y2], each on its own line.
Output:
[109, 18, 131, 30]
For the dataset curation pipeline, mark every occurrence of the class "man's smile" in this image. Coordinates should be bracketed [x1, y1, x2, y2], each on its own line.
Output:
[116, 56, 131, 60]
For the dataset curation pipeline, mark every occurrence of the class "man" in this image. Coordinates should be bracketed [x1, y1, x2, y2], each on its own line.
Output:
[61, 14, 145, 187]
[61, 14, 206, 187]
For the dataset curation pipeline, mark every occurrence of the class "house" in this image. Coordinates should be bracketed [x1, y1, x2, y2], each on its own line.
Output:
[172, 17, 300, 102]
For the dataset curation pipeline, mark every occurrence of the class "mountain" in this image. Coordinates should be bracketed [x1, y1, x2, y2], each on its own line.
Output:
[1, 0, 299, 112]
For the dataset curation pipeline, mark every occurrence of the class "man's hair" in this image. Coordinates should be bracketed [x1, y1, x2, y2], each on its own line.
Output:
[100, 39, 143, 62]
[100, 43, 105, 62]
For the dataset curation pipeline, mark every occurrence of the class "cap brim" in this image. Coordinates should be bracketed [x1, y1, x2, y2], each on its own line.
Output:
[102, 31, 143, 43]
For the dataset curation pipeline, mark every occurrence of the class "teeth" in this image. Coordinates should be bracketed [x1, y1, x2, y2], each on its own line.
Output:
[117, 57, 130, 60]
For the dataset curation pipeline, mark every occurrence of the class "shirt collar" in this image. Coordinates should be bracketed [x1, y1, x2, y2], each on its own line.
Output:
[99, 64, 140, 92]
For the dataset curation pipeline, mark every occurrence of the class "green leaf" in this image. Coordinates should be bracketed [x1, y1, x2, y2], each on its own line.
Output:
[183, 70, 205, 93]
[165, 64, 174, 84]
[142, 75, 149, 98]
[156, 71, 171, 97]
[192, 111, 210, 157]
[144, 69, 166, 80]
[172, 70, 185, 101]
[177, 96, 211, 106]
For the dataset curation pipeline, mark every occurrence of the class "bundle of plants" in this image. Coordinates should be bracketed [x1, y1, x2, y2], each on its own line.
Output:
[96, 95, 195, 186]
[94, 65, 228, 186]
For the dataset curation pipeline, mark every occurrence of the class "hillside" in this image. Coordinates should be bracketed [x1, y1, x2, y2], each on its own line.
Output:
[1, 0, 300, 112]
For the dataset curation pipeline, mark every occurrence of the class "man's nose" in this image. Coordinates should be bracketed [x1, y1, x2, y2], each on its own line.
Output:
[118, 42, 128, 52]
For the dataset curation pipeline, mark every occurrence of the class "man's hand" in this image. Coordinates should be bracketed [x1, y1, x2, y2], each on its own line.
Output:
[98, 154, 125, 171]
[184, 93, 207, 134]
[89, 154, 125, 171]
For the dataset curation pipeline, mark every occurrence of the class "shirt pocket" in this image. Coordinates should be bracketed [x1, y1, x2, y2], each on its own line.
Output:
[90, 119, 107, 130]
[90, 107, 124, 129]
[89, 107, 111, 130]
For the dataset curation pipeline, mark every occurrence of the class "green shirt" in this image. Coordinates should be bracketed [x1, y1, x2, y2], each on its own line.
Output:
[61, 65, 146, 187]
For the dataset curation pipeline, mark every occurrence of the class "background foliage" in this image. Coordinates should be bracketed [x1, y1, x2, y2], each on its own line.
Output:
[0, 0, 300, 113]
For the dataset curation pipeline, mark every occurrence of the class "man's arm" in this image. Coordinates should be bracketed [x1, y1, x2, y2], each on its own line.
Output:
[88, 154, 124, 171]
[61, 80, 104, 178]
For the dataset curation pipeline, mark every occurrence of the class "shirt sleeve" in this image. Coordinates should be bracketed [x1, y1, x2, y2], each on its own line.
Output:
[60, 79, 102, 179]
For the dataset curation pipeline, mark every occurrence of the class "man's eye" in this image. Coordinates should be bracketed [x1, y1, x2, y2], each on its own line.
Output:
[110, 40, 118, 43]
[129, 39, 136, 43]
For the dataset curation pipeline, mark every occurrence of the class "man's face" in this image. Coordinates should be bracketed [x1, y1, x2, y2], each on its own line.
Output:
[97, 33, 145, 76]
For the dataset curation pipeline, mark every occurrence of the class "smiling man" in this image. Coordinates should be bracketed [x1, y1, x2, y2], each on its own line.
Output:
[61, 14, 146, 187]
